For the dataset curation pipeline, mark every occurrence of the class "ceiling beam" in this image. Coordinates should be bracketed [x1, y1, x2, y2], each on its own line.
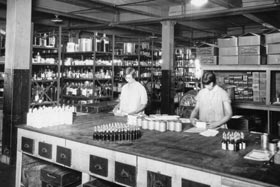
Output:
[209, 0, 242, 8]
[243, 13, 280, 30]
[118, 2, 280, 25]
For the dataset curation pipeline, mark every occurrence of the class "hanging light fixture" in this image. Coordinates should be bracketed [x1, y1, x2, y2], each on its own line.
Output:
[191, 0, 208, 6]
[51, 15, 63, 23]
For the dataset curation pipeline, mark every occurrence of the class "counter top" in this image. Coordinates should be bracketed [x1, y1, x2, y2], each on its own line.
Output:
[18, 113, 280, 186]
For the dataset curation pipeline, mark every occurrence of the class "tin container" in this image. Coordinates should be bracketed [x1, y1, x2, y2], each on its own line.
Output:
[148, 120, 154, 130]
[137, 117, 142, 127]
[168, 121, 175, 131]
[154, 120, 160, 131]
[142, 119, 148, 130]
[261, 133, 268, 150]
[175, 121, 182, 132]
[159, 121, 167, 132]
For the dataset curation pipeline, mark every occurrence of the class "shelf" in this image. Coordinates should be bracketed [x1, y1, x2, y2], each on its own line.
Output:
[32, 79, 58, 83]
[32, 63, 58, 66]
[64, 64, 93, 67]
[33, 46, 58, 50]
[63, 78, 93, 81]
[202, 64, 280, 71]
[62, 95, 112, 100]
[30, 101, 57, 106]
[232, 101, 280, 112]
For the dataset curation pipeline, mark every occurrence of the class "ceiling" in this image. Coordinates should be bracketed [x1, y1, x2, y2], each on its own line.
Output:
[1, 0, 280, 47]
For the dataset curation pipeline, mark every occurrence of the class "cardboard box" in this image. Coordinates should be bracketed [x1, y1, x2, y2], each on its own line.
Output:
[218, 36, 238, 47]
[198, 55, 217, 65]
[238, 33, 264, 46]
[238, 45, 265, 55]
[196, 44, 218, 56]
[238, 55, 266, 65]
[267, 43, 280, 54]
[219, 56, 238, 65]
[265, 32, 280, 44]
[219, 47, 238, 56]
[268, 54, 280, 64]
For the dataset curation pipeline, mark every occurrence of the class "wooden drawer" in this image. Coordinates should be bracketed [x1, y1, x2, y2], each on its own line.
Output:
[39, 142, 52, 159]
[182, 178, 210, 187]
[89, 155, 108, 177]
[56, 146, 72, 167]
[40, 165, 81, 186]
[147, 171, 171, 187]
[21, 136, 34, 154]
[41, 180, 81, 187]
[115, 161, 136, 187]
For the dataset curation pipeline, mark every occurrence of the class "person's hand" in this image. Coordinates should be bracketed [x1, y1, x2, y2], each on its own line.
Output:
[190, 118, 198, 126]
[207, 121, 220, 129]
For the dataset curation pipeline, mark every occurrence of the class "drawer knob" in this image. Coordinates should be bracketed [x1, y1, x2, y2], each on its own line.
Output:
[94, 164, 103, 170]
[60, 153, 66, 159]
[42, 148, 47, 153]
[24, 144, 30, 148]
[120, 169, 129, 178]
[155, 180, 164, 187]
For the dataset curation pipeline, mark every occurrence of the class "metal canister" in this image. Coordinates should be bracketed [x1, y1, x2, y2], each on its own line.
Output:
[137, 117, 142, 127]
[142, 119, 148, 129]
[261, 133, 268, 150]
[159, 121, 167, 132]
[148, 120, 154, 130]
[154, 120, 160, 131]
[175, 121, 182, 132]
[168, 121, 175, 131]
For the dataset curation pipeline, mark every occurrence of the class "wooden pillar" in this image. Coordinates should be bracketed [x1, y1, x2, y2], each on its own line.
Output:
[160, 20, 176, 114]
[2, 0, 32, 164]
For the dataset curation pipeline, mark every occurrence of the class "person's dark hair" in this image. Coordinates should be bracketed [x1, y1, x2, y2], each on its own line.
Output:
[125, 67, 136, 78]
[202, 71, 216, 85]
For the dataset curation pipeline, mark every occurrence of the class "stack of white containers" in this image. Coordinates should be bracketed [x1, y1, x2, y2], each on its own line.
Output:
[218, 36, 239, 65]
[238, 33, 266, 65]
[266, 32, 280, 64]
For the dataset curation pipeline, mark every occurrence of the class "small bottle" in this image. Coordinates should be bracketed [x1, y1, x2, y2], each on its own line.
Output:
[228, 133, 235, 151]
[240, 132, 246, 150]
[221, 132, 227, 150]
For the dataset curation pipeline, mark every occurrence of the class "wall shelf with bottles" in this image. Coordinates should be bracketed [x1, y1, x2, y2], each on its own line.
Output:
[61, 32, 114, 108]
[30, 25, 61, 108]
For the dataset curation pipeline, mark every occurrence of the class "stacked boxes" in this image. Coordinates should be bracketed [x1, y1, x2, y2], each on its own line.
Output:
[196, 43, 218, 65]
[218, 36, 239, 65]
[266, 32, 280, 64]
[238, 33, 266, 65]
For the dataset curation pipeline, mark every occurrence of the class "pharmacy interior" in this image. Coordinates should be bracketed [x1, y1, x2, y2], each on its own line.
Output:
[2, 0, 280, 186]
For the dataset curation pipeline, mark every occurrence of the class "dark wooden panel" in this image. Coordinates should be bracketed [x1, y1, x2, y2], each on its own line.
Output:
[89, 155, 108, 177]
[56, 146, 72, 167]
[21, 137, 34, 154]
[161, 70, 175, 115]
[38, 142, 52, 159]
[182, 178, 210, 187]
[2, 69, 30, 163]
[147, 171, 171, 187]
[115, 161, 136, 187]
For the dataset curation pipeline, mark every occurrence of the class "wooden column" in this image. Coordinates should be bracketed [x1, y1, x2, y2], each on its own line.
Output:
[160, 20, 176, 114]
[2, 0, 32, 164]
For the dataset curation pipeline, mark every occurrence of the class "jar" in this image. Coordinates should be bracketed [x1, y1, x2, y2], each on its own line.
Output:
[142, 119, 148, 129]
[154, 120, 160, 131]
[159, 121, 167, 132]
[175, 121, 182, 132]
[137, 117, 143, 127]
[168, 121, 175, 131]
[148, 120, 154, 130]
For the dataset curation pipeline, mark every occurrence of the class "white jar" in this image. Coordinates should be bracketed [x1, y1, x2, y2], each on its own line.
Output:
[175, 121, 182, 132]
[159, 121, 167, 132]
[142, 119, 148, 129]
[168, 121, 175, 131]
[154, 120, 160, 131]
[148, 120, 154, 130]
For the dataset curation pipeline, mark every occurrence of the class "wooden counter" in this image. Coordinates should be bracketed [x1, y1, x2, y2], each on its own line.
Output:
[16, 113, 280, 187]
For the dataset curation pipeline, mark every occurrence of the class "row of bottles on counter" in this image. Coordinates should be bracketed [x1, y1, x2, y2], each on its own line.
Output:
[64, 82, 112, 97]
[33, 53, 57, 64]
[27, 105, 75, 128]
[92, 123, 142, 142]
[33, 32, 56, 48]
[63, 68, 112, 79]
[31, 84, 58, 104]
[64, 58, 112, 66]
[32, 68, 59, 81]
[221, 131, 246, 151]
